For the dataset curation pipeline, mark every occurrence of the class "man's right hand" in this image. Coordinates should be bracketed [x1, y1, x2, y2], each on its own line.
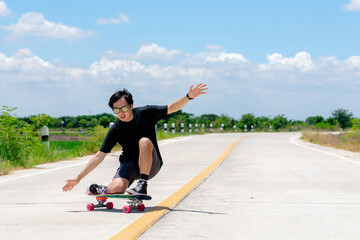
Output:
[62, 179, 80, 192]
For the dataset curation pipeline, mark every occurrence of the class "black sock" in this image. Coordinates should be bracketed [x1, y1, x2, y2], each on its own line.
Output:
[139, 174, 148, 182]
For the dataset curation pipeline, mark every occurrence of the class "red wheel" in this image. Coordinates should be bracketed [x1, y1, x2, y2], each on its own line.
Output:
[123, 205, 131, 213]
[137, 204, 145, 212]
[87, 203, 95, 211]
[106, 202, 114, 209]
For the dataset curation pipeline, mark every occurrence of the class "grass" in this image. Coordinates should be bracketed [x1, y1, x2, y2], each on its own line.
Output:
[301, 130, 360, 152]
[0, 140, 101, 175]
[0, 131, 206, 175]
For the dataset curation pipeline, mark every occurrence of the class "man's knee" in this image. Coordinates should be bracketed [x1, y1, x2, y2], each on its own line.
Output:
[107, 178, 128, 194]
[139, 137, 153, 151]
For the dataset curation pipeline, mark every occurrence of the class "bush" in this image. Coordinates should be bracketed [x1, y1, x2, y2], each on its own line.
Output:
[315, 122, 337, 131]
[0, 106, 41, 174]
[83, 125, 109, 153]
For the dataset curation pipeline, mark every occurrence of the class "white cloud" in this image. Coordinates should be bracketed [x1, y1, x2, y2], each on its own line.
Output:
[1, 46, 360, 118]
[103, 43, 184, 61]
[0, 1, 11, 17]
[205, 52, 248, 63]
[97, 13, 130, 25]
[1, 12, 95, 40]
[205, 44, 223, 51]
[344, 0, 360, 11]
[0, 48, 54, 72]
[135, 43, 183, 60]
[262, 52, 314, 72]
[2, 47, 360, 86]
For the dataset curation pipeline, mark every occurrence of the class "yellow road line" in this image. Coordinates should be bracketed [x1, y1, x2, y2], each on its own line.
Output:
[109, 136, 245, 240]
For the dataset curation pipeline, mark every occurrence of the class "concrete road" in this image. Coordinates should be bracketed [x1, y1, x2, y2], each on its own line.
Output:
[0, 133, 241, 240]
[140, 133, 360, 240]
[1, 133, 360, 240]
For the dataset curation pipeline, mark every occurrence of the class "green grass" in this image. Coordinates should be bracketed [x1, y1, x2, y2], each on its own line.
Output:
[0, 131, 207, 175]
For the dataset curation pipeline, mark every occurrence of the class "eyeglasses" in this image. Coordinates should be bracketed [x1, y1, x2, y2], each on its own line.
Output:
[113, 105, 131, 114]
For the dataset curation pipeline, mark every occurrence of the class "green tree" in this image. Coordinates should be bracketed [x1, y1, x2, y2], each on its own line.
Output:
[332, 109, 353, 130]
[29, 113, 54, 136]
[99, 116, 111, 128]
[240, 113, 256, 131]
[306, 116, 324, 125]
[256, 116, 271, 131]
[79, 119, 88, 129]
[0, 106, 39, 169]
[271, 114, 289, 130]
[347, 118, 360, 138]
[87, 118, 99, 128]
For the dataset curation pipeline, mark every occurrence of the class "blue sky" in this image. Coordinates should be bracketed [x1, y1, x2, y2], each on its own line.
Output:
[1, 0, 360, 120]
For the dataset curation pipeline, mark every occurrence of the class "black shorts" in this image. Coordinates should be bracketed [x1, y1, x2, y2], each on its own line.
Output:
[113, 148, 162, 186]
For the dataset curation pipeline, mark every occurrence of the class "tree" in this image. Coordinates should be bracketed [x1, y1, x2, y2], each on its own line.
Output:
[240, 113, 256, 130]
[332, 109, 353, 130]
[79, 119, 88, 129]
[29, 114, 54, 132]
[306, 116, 324, 125]
[271, 114, 289, 130]
[256, 116, 271, 131]
[99, 116, 111, 128]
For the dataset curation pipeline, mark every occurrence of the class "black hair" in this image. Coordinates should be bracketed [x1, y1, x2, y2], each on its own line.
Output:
[108, 88, 133, 109]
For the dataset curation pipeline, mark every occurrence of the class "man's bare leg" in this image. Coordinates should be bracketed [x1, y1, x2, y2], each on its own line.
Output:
[106, 178, 129, 194]
[138, 137, 154, 175]
[126, 137, 153, 195]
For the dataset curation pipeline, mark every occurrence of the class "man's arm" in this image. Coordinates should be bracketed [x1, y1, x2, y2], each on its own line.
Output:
[62, 151, 107, 192]
[168, 83, 208, 114]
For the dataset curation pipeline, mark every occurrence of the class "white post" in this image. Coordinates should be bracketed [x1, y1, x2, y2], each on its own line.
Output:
[172, 123, 175, 134]
[41, 126, 50, 150]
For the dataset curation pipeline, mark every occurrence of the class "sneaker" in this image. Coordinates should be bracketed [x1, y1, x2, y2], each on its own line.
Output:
[127, 180, 147, 195]
[87, 184, 107, 195]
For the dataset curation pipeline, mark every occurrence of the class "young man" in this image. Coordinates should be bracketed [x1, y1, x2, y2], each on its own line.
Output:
[62, 83, 208, 195]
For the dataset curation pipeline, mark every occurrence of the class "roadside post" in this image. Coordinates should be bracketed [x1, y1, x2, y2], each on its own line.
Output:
[41, 126, 50, 150]
[164, 123, 168, 134]
[171, 123, 175, 134]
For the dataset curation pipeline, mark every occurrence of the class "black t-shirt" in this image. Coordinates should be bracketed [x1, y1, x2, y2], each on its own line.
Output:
[100, 105, 168, 163]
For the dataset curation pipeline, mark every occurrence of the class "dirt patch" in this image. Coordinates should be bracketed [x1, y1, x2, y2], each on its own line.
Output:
[39, 135, 89, 141]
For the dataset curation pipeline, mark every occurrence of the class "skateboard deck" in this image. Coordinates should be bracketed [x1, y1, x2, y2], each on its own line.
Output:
[86, 193, 152, 213]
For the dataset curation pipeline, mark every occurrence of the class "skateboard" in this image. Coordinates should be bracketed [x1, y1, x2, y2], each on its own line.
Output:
[86, 193, 152, 213]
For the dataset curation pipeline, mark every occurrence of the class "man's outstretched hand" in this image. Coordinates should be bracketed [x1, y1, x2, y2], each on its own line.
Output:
[62, 179, 80, 192]
[188, 83, 208, 99]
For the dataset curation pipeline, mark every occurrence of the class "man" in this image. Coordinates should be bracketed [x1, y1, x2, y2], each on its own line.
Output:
[62, 83, 208, 195]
